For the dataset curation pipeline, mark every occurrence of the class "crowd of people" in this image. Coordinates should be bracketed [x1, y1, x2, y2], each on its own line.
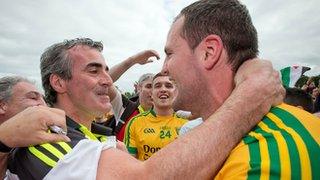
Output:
[284, 77, 320, 117]
[301, 78, 320, 113]
[0, 0, 319, 179]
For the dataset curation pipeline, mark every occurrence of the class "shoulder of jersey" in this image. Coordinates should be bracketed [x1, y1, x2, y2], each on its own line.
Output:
[130, 110, 152, 122]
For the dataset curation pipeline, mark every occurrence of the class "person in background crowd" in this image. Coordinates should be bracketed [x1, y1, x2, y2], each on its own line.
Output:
[311, 87, 319, 102]
[0, 76, 46, 125]
[124, 73, 187, 160]
[284, 87, 314, 113]
[105, 73, 155, 141]
[301, 77, 316, 94]
[313, 94, 320, 116]
[0, 76, 69, 178]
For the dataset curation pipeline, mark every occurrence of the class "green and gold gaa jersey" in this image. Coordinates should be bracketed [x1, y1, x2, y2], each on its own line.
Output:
[215, 103, 320, 180]
[124, 109, 187, 160]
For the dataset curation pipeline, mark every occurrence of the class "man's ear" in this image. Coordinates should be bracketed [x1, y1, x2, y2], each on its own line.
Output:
[0, 102, 8, 115]
[201, 34, 223, 70]
[50, 74, 67, 93]
[137, 84, 142, 93]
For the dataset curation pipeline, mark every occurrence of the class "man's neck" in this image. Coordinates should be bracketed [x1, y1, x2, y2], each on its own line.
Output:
[54, 103, 93, 130]
[67, 112, 92, 130]
[153, 106, 174, 116]
[140, 103, 152, 112]
[199, 56, 234, 121]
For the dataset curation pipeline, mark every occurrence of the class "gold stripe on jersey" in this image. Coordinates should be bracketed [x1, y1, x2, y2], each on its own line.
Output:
[263, 114, 301, 179]
[247, 131, 270, 180]
[215, 104, 320, 179]
[266, 112, 311, 179]
[277, 103, 320, 144]
[258, 121, 291, 179]
[270, 105, 320, 179]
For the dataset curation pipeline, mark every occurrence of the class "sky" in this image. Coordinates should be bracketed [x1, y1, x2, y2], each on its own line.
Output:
[0, 0, 319, 93]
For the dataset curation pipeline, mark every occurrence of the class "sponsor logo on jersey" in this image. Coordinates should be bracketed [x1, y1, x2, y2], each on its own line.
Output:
[143, 128, 155, 134]
[143, 153, 150, 160]
[143, 145, 161, 154]
[143, 145, 161, 160]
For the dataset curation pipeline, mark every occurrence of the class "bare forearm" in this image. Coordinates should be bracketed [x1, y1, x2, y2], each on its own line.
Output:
[109, 58, 134, 82]
[109, 50, 159, 82]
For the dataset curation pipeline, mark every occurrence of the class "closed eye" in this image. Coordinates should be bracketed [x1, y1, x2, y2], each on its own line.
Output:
[88, 68, 98, 74]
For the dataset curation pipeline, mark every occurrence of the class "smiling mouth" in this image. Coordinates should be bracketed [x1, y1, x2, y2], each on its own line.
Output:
[96, 91, 110, 100]
[159, 94, 169, 99]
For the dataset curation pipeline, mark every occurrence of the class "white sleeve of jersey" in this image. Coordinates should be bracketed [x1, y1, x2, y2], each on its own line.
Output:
[179, 118, 204, 136]
[43, 138, 116, 180]
[175, 110, 192, 119]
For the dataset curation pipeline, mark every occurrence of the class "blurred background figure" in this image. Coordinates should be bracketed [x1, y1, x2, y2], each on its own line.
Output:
[284, 87, 314, 113]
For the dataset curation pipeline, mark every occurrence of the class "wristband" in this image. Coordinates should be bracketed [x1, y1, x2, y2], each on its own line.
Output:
[0, 140, 12, 153]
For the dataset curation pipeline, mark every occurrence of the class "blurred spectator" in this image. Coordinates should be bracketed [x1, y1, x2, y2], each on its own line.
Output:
[311, 88, 319, 102]
[301, 78, 316, 94]
[106, 73, 155, 141]
[284, 88, 314, 113]
[314, 95, 320, 113]
[0, 76, 68, 178]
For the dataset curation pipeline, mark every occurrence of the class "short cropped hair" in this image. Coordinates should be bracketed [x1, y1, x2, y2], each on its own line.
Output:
[152, 72, 175, 83]
[138, 73, 154, 85]
[178, 0, 258, 71]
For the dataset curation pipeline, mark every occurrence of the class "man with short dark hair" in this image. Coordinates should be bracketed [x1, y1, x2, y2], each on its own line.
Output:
[162, 0, 319, 178]
[124, 73, 187, 160]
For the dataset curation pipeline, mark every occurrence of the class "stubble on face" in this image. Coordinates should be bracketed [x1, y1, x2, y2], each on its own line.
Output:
[65, 46, 112, 117]
[164, 18, 201, 116]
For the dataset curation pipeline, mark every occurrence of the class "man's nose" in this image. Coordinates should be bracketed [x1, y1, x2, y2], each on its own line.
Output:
[159, 85, 168, 92]
[38, 97, 47, 106]
[100, 71, 113, 87]
[161, 60, 169, 75]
